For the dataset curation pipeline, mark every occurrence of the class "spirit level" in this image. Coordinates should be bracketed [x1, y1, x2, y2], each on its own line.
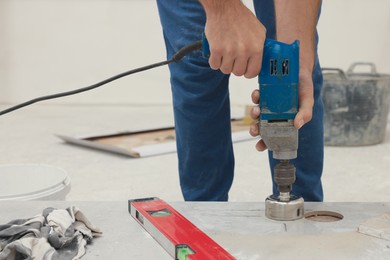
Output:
[128, 197, 235, 260]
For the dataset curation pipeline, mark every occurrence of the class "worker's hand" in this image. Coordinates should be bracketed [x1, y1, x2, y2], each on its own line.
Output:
[249, 89, 267, 151]
[249, 73, 314, 151]
[201, 0, 266, 78]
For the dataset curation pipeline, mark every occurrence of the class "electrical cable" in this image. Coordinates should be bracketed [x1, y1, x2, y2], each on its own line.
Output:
[0, 40, 203, 117]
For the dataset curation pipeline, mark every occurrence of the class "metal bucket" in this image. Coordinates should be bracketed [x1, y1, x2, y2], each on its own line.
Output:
[322, 63, 390, 146]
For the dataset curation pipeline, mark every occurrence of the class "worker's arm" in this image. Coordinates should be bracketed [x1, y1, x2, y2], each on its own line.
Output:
[199, 0, 266, 78]
[250, 0, 321, 151]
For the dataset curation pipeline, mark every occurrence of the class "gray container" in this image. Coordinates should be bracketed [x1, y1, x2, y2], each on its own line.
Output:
[322, 63, 390, 146]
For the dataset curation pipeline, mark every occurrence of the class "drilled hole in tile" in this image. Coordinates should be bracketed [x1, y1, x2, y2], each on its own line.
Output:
[304, 211, 344, 222]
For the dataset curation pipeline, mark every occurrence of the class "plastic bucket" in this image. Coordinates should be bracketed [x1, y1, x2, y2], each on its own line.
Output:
[322, 63, 390, 146]
[0, 164, 71, 201]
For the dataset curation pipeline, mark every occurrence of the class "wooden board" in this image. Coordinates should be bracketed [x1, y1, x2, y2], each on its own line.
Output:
[57, 118, 255, 158]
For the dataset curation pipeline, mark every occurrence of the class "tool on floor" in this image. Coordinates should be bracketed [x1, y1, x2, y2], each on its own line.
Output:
[129, 197, 235, 260]
[259, 40, 304, 221]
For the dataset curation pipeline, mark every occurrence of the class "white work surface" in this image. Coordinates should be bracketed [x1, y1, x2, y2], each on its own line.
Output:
[0, 201, 389, 259]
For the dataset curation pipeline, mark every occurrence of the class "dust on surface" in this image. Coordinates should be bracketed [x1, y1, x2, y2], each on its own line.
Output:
[215, 231, 390, 260]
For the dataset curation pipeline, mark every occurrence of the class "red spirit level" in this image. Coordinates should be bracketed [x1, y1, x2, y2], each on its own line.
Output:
[128, 197, 235, 260]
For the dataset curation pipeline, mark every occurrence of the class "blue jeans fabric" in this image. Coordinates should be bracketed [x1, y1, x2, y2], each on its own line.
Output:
[156, 0, 324, 202]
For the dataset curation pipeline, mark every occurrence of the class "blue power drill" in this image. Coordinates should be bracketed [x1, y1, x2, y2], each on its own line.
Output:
[202, 36, 304, 220]
[259, 39, 299, 160]
[259, 39, 304, 221]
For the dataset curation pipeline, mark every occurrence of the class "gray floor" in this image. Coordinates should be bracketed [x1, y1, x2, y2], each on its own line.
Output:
[0, 104, 389, 202]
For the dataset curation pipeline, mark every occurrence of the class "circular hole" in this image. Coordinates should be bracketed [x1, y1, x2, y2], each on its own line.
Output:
[304, 210, 344, 222]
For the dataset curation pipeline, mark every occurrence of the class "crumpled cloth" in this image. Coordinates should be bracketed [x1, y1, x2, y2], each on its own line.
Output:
[0, 207, 102, 260]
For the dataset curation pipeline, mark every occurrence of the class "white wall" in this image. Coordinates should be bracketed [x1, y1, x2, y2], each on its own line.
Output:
[0, 0, 389, 105]
[317, 0, 390, 74]
[0, 0, 171, 105]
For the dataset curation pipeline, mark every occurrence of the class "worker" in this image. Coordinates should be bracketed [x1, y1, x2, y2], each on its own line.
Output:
[156, 0, 324, 202]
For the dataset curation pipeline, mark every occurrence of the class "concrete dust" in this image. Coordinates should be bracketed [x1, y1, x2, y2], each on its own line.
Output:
[215, 232, 390, 260]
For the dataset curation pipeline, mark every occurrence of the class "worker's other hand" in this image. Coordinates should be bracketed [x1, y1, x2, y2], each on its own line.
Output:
[294, 71, 314, 129]
[202, 1, 266, 78]
[249, 89, 267, 151]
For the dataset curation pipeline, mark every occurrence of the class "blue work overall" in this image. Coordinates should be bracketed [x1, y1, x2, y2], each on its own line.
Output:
[156, 0, 324, 202]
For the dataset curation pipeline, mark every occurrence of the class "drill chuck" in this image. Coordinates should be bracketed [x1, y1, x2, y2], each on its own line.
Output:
[274, 160, 296, 194]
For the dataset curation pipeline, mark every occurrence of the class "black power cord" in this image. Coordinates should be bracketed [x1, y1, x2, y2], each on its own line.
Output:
[0, 40, 203, 116]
